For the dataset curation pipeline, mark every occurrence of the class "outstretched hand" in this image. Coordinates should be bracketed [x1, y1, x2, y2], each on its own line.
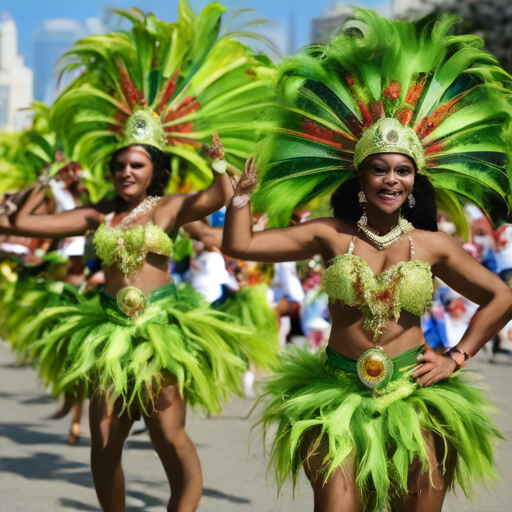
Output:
[412, 345, 457, 387]
[234, 156, 258, 197]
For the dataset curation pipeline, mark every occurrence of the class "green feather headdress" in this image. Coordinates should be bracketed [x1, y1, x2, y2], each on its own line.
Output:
[252, 9, 512, 235]
[0, 102, 110, 201]
[51, 0, 274, 192]
[0, 102, 61, 195]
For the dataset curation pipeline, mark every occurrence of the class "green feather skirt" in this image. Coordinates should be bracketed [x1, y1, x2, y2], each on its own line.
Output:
[0, 273, 83, 355]
[258, 346, 504, 512]
[17, 282, 277, 414]
[217, 283, 279, 370]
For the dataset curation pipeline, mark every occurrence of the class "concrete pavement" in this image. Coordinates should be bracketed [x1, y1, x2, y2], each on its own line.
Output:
[0, 339, 510, 512]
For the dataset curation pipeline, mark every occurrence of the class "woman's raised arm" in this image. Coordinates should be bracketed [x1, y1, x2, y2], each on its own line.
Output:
[10, 183, 103, 238]
[157, 133, 235, 230]
[221, 158, 326, 263]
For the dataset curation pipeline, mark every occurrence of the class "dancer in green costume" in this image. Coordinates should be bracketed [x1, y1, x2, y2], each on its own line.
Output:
[222, 10, 512, 512]
[7, 2, 275, 510]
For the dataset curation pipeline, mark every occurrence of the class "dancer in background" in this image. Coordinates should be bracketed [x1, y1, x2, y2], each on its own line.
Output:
[6, 3, 275, 511]
[183, 217, 278, 397]
[223, 10, 512, 512]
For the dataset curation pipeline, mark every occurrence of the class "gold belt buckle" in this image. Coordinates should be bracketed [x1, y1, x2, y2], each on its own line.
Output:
[116, 286, 148, 318]
[356, 347, 394, 390]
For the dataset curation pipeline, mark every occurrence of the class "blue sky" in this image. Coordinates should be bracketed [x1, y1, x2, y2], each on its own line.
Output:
[2, 0, 391, 66]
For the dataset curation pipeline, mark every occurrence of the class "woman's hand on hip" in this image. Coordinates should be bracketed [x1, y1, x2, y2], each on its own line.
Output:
[412, 345, 457, 387]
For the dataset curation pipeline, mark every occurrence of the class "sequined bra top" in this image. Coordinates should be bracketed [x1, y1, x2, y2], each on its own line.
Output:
[93, 204, 173, 276]
[322, 235, 433, 339]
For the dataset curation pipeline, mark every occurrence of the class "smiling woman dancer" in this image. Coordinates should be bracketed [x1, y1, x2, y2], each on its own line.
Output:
[222, 10, 512, 512]
[6, 3, 276, 511]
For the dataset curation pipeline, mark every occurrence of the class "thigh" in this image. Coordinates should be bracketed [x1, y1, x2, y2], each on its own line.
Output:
[303, 437, 363, 512]
[89, 395, 134, 450]
[144, 383, 186, 431]
[394, 431, 456, 512]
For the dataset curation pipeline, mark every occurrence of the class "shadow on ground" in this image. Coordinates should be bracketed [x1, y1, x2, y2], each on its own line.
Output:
[203, 487, 251, 504]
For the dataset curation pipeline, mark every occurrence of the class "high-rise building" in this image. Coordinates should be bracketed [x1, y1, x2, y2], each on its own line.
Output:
[311, 3, 353, 44]
[32, 19, 87, 104]
[0, 14, 33, 131]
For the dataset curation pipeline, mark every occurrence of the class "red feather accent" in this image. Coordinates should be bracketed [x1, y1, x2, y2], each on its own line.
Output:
[384, 82, 401, 101]
[359, 102, 373, 127]
[301, 119, 353, 149]
[116, 62, 140, 109]
[415, 96, 461, 139]
[346, 72, 355, 87]
[155, 69, 180, 114]
[164, 96, 202, 147]
[396, 109, 413, 126]
[425, 141, 444, 155]
[404, 78, 425, 106]
[370, 100, 385, 120]
[110, 111, 128, 135]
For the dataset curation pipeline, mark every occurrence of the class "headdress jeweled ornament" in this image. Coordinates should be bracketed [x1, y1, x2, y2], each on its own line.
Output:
[121, 109, 167, 151]
[354, 118, 425, 171]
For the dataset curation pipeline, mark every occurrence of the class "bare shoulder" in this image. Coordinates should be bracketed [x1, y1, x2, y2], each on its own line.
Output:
[413, 229, 463, 264]
[290, 217, 356, 239]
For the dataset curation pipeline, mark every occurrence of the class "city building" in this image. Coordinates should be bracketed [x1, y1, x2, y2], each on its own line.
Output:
[32, 19, 87, 104]
[311, 2, 353, 44]
[394, 0, 512, 74]
[0, 14, 33, 131]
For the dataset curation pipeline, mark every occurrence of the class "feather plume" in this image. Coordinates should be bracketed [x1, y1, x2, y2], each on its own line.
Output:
[252, 9, 512, 233]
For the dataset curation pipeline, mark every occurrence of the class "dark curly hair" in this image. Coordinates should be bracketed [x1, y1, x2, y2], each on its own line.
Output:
[330, 174, 438, 232]
[109, 144, 170, 197]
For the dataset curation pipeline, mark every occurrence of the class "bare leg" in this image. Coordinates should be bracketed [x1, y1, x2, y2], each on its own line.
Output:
[144, 384, 202, 512]
[394, 433, 456, 512]
[68, 397, 84, 445]
[89, 395, 135, 512]
[303, 442, 363, 512]
[50, 392, 75, 419]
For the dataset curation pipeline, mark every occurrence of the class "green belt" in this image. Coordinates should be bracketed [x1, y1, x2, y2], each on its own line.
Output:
[100, 281, 178, 316]
[325, 344, 424, 382]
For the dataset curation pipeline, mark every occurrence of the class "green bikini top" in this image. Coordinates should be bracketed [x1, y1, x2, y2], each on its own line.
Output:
[322, 235, 433, 339]
[93, 203, 173, 276]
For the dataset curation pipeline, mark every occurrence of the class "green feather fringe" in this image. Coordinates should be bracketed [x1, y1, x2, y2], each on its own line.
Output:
[217, 283, 278, 370]
[257, 347, 504, 512]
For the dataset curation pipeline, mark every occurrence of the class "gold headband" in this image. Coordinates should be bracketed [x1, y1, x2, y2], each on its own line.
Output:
[354, 118, 425, 171]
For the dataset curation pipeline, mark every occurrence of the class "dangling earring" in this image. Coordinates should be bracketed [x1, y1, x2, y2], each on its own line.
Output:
[358, 190, 367, 224]
[408, 194, 416, 208]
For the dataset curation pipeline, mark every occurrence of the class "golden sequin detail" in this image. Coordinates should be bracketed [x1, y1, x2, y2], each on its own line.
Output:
[94, 222, 173, 276]
[322, 254, 433, 340]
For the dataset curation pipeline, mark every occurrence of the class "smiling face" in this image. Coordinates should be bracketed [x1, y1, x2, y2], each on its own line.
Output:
[358, 153, 415, 215]
[113, 145, 154, 201]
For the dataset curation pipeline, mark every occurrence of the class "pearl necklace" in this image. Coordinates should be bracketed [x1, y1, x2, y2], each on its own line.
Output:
[357, 213, 413, 251]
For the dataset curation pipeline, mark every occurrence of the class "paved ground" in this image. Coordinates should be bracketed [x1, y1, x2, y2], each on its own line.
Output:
[0, 339, 510, 512]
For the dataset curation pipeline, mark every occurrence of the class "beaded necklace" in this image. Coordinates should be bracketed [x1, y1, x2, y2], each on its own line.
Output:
[357, 212, 413, 251]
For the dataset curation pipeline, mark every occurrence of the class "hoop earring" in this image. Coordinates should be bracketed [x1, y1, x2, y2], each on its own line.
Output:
[358, 191, 367, 205]
[408, 194, 416, 208]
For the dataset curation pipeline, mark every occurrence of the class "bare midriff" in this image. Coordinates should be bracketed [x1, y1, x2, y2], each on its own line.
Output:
[103, 252, 172, 296]
[327, 302, 425, 360]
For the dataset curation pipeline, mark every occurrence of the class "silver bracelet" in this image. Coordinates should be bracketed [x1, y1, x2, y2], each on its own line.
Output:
[229, 194, 250, 209]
